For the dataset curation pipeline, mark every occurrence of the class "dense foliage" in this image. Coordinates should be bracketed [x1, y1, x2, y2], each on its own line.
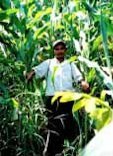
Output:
[0, 0, 113, 155]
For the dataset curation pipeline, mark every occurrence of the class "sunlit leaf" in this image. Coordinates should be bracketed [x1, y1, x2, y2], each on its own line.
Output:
[34, 23, 50, 39]
[100, 90, 107, 101]
[0, 8, 18, 21]
[73, 39, 81, 53]
[92, 35, 102, 51]
[68, 56, 77, 63]
[85, 98, 96, 113]
[60, 92, 83, 103]
[87, 69, 96, 83]
[27, 7, 52, 28]
[11, 98, 19, 108]
[78, 56, 113, 90]
[72, 98, 88, 113]
[51, 66, 59, 85]
[51, 91, 70, 104]
[89, 108, 113, 130]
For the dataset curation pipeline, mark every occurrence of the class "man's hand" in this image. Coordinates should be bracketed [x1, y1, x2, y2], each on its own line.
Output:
[80, 80, 90, 93]
[26, 70, 35, 83]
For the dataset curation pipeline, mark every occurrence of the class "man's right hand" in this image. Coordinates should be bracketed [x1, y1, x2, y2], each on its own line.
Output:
[26, 70, 35, 83]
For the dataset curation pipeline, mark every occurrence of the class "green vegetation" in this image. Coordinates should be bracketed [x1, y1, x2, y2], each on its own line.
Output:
[0, 0, 113, 155]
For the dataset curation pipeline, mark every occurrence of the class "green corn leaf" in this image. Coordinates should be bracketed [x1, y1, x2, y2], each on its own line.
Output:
[100, 90, 107, 101]
[78, 56, 113, 90]
[89, 108, 113, 131]
[68, 56, 77, 63]
[34, 23, 50, 39]
[100, 11, 112, 78]
[51, 66, 59, 85]
[0, 8, 18, 21]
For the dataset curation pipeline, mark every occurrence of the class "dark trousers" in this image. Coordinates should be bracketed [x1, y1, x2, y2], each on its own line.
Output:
[42, 96, 79, 156]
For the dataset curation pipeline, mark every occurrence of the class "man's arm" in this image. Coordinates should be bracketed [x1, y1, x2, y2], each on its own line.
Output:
[26, 70, 35, 82]
[26, 59, 50, 82]
[71, 62, 90, 93]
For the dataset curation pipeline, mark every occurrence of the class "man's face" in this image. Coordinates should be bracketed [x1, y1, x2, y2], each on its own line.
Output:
[54, 44, 66, 59]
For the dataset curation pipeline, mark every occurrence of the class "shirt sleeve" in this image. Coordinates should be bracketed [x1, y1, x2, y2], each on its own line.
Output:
[32, 59, 50, 78]
[71, 62, 83, 83]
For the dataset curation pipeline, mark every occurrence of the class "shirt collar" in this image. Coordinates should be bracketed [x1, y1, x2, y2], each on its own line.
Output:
[54, 57, 66, 64]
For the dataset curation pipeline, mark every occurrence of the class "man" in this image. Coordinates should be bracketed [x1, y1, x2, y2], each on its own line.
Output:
[27, 40, 90, 156]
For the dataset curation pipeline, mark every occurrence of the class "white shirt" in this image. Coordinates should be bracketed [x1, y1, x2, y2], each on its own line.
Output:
[33, 58, 83, 96]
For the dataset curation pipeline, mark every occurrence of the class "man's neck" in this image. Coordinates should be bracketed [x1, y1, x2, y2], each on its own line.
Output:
[56, 57, 64, 63]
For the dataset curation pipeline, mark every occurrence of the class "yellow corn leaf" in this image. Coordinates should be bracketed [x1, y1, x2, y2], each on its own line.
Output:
[60, 92, 82, 103]
[100, 90, 107, 101]
[72, 98, 89, 113]
[11, 98, 19, 108]
[85, 98, 96, 113]
[51, 91, 66, 104]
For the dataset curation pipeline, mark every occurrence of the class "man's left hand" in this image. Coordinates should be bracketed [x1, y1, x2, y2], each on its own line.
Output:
[80, 80, 90, 93]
